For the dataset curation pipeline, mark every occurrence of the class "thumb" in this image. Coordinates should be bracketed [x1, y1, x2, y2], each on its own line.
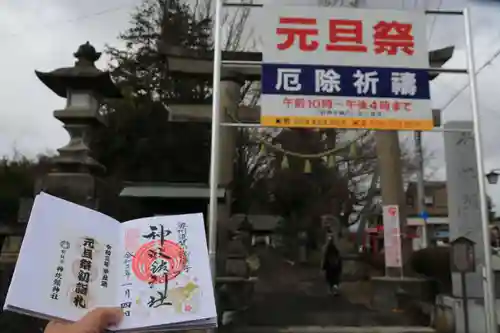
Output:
[75, 307, 123, 332]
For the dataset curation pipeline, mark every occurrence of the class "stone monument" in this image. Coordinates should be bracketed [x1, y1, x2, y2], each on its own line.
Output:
[440, 121, 498, 333]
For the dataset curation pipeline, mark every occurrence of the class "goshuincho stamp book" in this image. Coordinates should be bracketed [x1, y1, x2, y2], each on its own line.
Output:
[3, 192, 217, 331]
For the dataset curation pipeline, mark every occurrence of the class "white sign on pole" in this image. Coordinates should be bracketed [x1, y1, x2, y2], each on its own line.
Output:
[382, 205, 402, 268]
[260, 6, 432, 130]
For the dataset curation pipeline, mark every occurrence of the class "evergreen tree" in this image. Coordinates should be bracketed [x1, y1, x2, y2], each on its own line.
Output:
[94, 0, 214, 187]
[107, 0, 212, 104]
[0, 154, 50, 222]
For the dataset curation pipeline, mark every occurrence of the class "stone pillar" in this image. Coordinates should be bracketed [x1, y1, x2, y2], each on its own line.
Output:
[34, 42, 121, 206]
[214, 77, 256, 323]
[217, 75, 242, 254]
[444, 121, 491, 333]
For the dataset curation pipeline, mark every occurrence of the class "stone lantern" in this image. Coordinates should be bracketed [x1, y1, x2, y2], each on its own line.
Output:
[35, 42, 122, 207]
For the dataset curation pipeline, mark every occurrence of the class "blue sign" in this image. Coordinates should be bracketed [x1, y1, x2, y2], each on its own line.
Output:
[418, 210, 429, 221]
[261, 63, 430, 99]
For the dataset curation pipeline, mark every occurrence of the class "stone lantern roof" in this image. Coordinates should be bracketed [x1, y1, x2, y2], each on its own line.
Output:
[35, 42, 122, 99]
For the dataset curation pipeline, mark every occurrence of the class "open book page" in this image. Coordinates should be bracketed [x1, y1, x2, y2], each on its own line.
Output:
[4, 193, 121, 322]
[116, 213, 217, 330]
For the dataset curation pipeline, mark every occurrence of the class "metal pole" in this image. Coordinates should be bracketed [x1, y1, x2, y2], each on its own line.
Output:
[464, 7, 497, 332]
[208, 0, 224, 283]
[461, 272, 470, 333]
[221, 60, 468, 74]
[414, 131, 429, 248]
[219, 122, 474, 132]
[484, 264, 495, 333]
[222, 2, 464, 15]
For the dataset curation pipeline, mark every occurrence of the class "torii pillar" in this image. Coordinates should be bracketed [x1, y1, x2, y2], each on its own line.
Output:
[216, 73, 244, 253]
[371, 46, 455, 311]
[158, 45, 262, 257]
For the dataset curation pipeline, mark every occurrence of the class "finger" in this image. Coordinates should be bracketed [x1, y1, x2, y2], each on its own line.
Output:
[75, 307, 123, 332]
[45, 320, 67, 331]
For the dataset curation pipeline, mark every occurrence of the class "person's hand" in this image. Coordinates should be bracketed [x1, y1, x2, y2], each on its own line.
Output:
[45, 307, 123, 333]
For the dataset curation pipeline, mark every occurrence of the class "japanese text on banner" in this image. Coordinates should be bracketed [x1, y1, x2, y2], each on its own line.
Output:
[260, 6, 432, 131]
[262, 6, 429, 68]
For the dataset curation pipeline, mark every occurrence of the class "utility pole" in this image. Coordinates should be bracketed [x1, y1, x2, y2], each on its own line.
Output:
[414, 130, 429, 249]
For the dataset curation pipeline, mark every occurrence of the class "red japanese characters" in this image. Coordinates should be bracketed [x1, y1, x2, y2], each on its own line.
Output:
[326, 19, 367, 52]
[281, 97, 413, 112]
[373, 21, 414, 55]
[276, 17, 319, 51]
[276, 17, 414, 55]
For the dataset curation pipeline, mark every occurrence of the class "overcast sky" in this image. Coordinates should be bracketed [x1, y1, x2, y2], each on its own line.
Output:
[2, 0, 500, 206]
